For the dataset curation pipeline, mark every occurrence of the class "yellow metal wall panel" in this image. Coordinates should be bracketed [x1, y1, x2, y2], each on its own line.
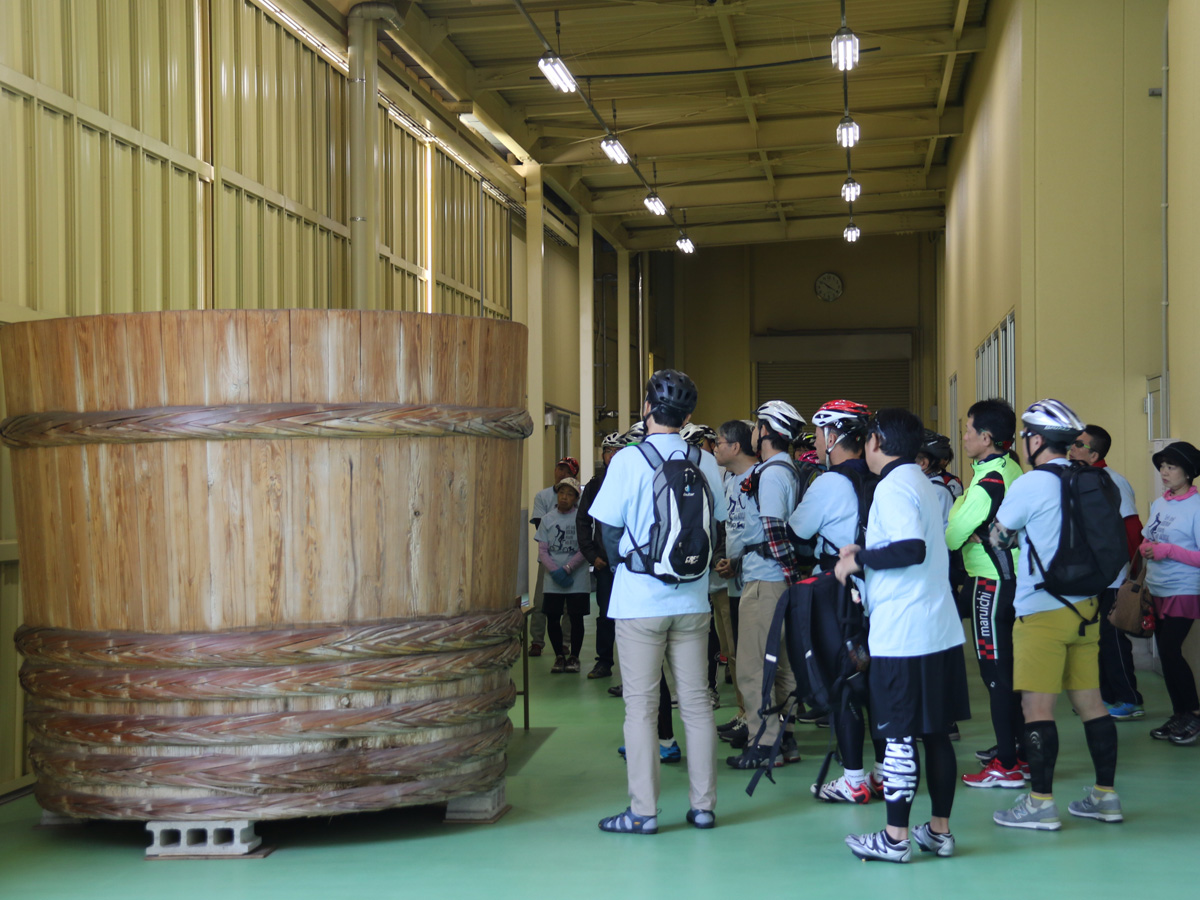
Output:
[0, 0, 29, 75]
[104, 0, 134, 126]
[75, 124, 105, 316]
[72, 0, 103, 110]
[36, 106, 71, 319]
[109, 139, 138, 313]
[32, 0, 67, 94]
[168, 166, 199, 310]
[0, 89, 31, 316]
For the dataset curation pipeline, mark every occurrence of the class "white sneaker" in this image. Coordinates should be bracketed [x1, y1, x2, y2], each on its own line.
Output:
[993, 793, 1062, 831]
[845, 829, 911, 863]
[812, 774, 872, 804]
[911, 822, 955, 857]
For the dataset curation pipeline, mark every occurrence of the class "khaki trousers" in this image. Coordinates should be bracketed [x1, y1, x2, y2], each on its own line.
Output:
[735, 579, 795, 745]
[616, 613, 717, 816]
[711, 588, 744, 714]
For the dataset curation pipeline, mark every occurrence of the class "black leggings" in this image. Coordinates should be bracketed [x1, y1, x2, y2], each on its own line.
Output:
[972, 577, 1024, 767]
[1156, 616, 1199, 714]
[881, 734, 957, 829]
[833, 695, 885, 770]
[543, 594, 585, 659]
[707, 613, 721, 691]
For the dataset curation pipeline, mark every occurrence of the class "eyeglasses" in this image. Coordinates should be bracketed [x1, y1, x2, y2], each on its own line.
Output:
[1072, 440, 1092, 450]
[1019, 429, 1035, 439]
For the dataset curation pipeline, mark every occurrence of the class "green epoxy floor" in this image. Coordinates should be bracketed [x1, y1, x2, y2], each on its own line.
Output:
[1, 641, 1196, 900]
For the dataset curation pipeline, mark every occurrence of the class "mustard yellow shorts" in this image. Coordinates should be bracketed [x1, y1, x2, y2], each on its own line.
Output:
[1012, 598, 1100, 694]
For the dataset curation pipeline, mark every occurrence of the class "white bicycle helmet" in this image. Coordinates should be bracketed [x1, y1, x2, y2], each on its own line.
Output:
[812, 399, 871, 463]
[755, 400, 807, 444]
[622, 421, 646, 443]
[679, 423, 704, 445]
[1021, 398, 1084, 441]
[601, 431, 623, 451]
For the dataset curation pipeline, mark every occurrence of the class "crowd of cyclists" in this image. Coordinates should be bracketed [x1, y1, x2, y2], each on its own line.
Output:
[527, 368, 1200, 860]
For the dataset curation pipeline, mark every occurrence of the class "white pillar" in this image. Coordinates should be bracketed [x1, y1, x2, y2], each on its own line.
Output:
[523, 164, 546, 596]
[578, 214, 594, 476]
[616, 249, 631, 431]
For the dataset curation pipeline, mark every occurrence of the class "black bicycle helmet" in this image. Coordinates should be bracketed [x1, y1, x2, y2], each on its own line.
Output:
[920, 429, 953, 461]
[645, 369, 698, 416]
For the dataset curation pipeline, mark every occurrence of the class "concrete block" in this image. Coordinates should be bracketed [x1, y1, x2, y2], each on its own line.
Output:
[444, 780, 511, 824]
[145, 819, 262, 858]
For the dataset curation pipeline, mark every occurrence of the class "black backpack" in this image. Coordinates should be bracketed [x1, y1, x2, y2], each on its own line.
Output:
[622, 443, 716, 584]
[814, 464, 879, 570]
[745, 457, 822, 564]
[745, 572, 868, 795]
[1026, 463, 1126, 631]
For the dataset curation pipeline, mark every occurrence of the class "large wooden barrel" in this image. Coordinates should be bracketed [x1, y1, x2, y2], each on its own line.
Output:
[0, 310, 530, 820]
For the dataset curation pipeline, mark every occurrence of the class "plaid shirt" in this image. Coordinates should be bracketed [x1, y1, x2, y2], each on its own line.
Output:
[762, 516, 804, 584]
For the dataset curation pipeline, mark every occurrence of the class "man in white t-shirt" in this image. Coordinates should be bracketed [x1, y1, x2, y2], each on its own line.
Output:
[990, 400, 1122, 832]
[590, 370, 727, 834]
[834, 408, 969, 863]
[1068, 424, 1145, 719]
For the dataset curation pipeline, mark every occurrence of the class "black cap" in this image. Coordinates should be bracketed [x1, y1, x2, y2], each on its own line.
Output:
[1152, 441, 1200, 481]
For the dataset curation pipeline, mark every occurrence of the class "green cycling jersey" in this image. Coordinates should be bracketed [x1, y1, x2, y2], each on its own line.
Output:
[945, 453, 1021, 579]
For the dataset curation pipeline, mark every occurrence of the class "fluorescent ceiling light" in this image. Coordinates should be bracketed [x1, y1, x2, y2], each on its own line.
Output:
[832, 27, 860, 71]
[644, 192, 667, 216]
[537, 51, 577, 93]
[601, 136, 631, 164]
[836, 115, 860, 149]
[841, 177, 861, 202]
[676, 235, 695, 253]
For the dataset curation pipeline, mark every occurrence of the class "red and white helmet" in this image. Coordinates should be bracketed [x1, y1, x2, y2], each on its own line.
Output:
[755, 400, 807, 443]
[811, 399, 871, 432]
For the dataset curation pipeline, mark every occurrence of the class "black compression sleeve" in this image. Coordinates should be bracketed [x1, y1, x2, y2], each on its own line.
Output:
[856, 539, 926, 571]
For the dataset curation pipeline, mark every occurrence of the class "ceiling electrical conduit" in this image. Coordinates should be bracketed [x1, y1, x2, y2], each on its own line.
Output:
[1161, 11, 1171, 436]
[348, 3, 408, 311]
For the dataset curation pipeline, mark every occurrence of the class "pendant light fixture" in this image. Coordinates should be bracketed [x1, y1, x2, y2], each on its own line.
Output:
[831, 1, 859, 71]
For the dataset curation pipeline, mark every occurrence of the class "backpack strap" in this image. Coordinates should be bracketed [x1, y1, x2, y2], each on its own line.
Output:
[745, 585, 801, 796]
[620, 443, 665, 576]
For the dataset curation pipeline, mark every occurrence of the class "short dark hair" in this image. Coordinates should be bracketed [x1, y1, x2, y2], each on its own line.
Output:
[648, 406, 686, 428]
[756, 422, 791, 454]
[1083, 424, 1112, 459]
[719, 419, 754, 456]
[869, 408, 923, 459]
[968, 398, 1016, 449]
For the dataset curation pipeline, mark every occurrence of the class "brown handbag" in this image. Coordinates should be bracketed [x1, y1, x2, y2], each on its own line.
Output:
[1108, 565, 1155, 637]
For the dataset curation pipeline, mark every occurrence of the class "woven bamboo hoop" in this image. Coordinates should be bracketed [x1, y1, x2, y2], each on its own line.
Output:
[0, 310, 530, 821]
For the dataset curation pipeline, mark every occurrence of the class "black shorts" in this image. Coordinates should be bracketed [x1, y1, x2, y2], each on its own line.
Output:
[869, 646, 971, 738]
[542, 592, 590, 617]
[971, 576, 1016, 662]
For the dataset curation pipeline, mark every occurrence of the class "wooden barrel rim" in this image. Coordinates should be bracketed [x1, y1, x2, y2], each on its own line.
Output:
[35, 756, 509, 821]
[0, 402, 534, 449]
[30, 720, 512, 791]
[16, 609, 523, 668]
[21, 642, 520, 702]
[27, 684, 517, 747]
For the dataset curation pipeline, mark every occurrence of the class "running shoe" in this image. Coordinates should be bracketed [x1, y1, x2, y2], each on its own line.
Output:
[550, 655, 566, 673]
[1067, 787, 1123, 822]
[721, 724, 749, 747]
[795, 706, 830, 725]
[709, 688, 722, 710]
[1170, 712, 1200, 745]
[868, 772, 885, 799]
[993, 793, 1062, 831]
[779, 733, 802, 764]
[617, 742, 681, 763]
[529, 642, 544, 657]
[812, 774, 872, 804]
[607, 684, 623, 698]
[975, 744, 999, 763]
[962, 758, 1025, 789]
[716, 714, 745, 734]
[587, 662, 612, 679]
[598, 807, 657, 834]
[845, 829, 911, 863]
[1150, 714, 1184, 740]
[564, 655, 581, 673]
[726, 744, 783, 769]
[1105, 701, 1145, 720]
[686, 808, 716, 829]
[911, 822, 955, 857]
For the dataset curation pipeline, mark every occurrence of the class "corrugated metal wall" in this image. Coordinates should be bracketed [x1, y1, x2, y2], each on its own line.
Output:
[0, 0, 515, 794]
